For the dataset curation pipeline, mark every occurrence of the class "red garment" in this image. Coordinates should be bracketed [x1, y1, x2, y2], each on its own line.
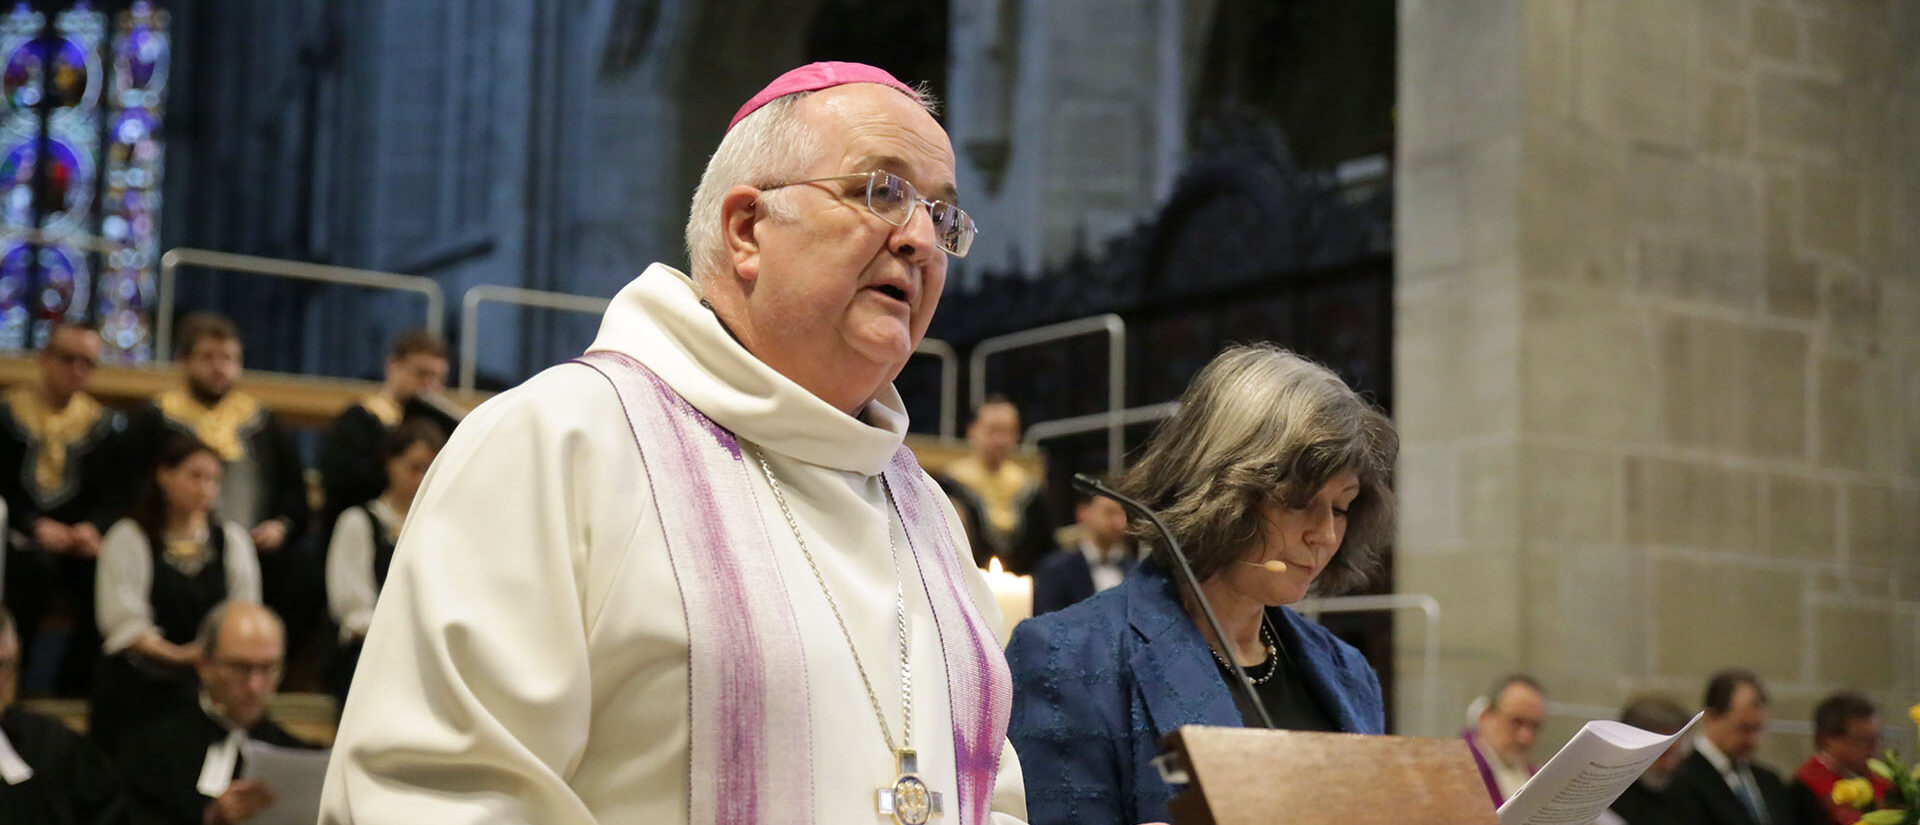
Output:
[1796, 754, 1893, 825]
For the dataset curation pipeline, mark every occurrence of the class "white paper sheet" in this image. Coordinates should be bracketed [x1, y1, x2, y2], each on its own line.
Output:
[239, 740, 331, 825]
[1497, 711, 1703, 825]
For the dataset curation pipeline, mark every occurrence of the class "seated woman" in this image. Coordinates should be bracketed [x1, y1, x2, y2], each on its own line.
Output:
[1006, 344, 1398, 825]
[91, 433, 261, 750]
[324, 419, 443, 710]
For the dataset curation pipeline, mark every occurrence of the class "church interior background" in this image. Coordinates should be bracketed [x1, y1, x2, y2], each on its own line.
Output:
[0, 0, 1912, 771]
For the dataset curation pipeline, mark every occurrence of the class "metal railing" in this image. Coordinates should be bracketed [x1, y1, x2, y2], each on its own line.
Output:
[913, 337, 960, 440]
[157, 248, 444, 361]
[1022, 401, 1180, 450]
[1295, 593, 1442, 737]
[458, 285, 612, 394]
[970, 314, 1127, 474]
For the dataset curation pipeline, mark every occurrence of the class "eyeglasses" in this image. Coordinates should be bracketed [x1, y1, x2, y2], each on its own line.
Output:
[760, 170, 977, 258]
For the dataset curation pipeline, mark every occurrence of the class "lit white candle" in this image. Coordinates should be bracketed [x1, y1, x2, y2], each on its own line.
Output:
[981, 557, 1032, 646]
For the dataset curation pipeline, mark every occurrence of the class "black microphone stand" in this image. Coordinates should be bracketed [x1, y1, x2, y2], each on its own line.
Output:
[1072, 473, 1276, 730]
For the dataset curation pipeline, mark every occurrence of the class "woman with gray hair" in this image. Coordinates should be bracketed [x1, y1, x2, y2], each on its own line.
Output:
[1006, 343, 1397, 825]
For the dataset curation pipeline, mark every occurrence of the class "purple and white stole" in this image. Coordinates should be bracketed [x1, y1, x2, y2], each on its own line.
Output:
[577, 351, 1012, 825]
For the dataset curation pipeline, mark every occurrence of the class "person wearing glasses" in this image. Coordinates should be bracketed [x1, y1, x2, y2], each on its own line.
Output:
[0, 321, 126, 698]
[322, 62, 1026, 825]
[91, 433, 261, 752]
[116, 600, 317, 825]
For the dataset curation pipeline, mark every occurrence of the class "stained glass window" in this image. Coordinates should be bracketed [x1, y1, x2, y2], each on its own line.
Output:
[0, 1, 165, 359]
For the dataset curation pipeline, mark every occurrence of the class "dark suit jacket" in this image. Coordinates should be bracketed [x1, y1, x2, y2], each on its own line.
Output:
[0, 397, 127, 533]
[0, 706, 127, 825]
[1611, 778, 1682, 825]
[1030, 545, 1136, 616]
[1006, 562, 1386, 825]
[115, 707, 314, 825]
[1668, 748, 1810, 825]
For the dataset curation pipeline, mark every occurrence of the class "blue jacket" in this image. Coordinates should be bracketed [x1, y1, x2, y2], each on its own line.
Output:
[1006, 562, 1385, 825]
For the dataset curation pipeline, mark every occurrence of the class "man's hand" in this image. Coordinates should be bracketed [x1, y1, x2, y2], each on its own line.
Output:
[203, 778, 275, 825]
[32, 518, 74, 552]
[70, 523, 102, 557]
[250, 520, 287, 552]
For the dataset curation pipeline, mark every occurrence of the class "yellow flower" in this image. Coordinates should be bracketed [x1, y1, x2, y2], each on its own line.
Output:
[1832, 777, 1875, 809]
[1909, 702, 1920, 728]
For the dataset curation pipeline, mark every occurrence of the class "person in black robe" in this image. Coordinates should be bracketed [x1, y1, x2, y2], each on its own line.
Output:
[1607, 693, 1691, 825]
[121, 314, 317, 670]
[316, 330, 456, 557]
[0, 605, 128, 825]
[322, 419, 443, 712]
[89, 435, 262, 752]
[0, 323, 126, 696]
[115, 601, 316, 825]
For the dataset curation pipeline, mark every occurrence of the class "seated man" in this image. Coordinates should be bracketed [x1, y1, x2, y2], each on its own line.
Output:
[0, 604, 127, 824]
[937, 395, 1052, 572]
[1668, 669, 1806, 825]
[0, 322, 124, 696]
[1030, 483, 1135, 615]
[1462, 674, 1545, 808]
[1604, 693, 1693, 825]
[116, 601, 317, 825]
[1794, 691, 1888, 825]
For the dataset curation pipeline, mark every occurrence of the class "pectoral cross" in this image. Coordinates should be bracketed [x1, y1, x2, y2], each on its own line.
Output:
[875, 748, 943, 825]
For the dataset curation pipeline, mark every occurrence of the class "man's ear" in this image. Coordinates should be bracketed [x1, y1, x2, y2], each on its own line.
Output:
[721, 185, 765, 283]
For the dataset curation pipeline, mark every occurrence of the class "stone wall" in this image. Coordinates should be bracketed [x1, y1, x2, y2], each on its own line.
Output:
[1397, 0, 1920, 768]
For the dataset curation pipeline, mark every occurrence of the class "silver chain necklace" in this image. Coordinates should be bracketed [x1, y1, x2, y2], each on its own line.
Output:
[752, 448, 943, 825]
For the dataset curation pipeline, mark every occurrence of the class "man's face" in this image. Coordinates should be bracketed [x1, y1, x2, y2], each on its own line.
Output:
[1478, 682, 1546, 766]
[182, 337, 242, 399]
[197, 614, 284, 729]
[967, 403, 1020, 467]
[387, 352, 448, 401]
[1076, 496, 1129, 550]
[38, 326, 100, 402]
[744, 83, 955, 393]
[1821, 715, 1880, 775]
[1706, 683, 1769, 762]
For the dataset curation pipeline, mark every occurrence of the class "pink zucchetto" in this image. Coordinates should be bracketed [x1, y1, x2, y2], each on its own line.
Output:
[727, 61, 918, 132]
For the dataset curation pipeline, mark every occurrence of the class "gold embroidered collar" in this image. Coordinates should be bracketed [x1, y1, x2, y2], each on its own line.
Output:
[4, 385, 105, 495]
[155, 389, 262, 462]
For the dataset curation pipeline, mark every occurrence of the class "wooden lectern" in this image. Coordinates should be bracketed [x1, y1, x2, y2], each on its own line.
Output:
[1157, 726, 1502, 825]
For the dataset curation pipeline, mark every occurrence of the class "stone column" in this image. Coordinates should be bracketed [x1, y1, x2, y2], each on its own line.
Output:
[1396, 0, 1920, 767]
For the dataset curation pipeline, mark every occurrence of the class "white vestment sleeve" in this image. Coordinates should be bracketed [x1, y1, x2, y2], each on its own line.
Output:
[326, 507, 377, 635]
[321, 371, 620, 825]
[221, 522, 262, 604]
[96, 519, 155, 653]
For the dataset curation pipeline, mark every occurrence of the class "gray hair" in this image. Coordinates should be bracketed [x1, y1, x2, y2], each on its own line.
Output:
[194, 600, 284, 659]
[1116, 344, 1397, 593]
[683, 83, 938, 283]
[1485, 673, 1545, 711]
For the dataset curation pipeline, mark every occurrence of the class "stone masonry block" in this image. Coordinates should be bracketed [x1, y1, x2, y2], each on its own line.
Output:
[1521, 445, 1620, 544]
[1627, 456, 1760, 551]
[1762, 474, 1841, 563]
[1575, 0, 1696, 148]
[1651, 556, 1804, 681]
[1655, 313, 1808, 460]
[1521, 289, 1662, 441]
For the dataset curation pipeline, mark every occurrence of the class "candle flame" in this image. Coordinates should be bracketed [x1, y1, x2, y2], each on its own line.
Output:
[987, 556, 1005, 575]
